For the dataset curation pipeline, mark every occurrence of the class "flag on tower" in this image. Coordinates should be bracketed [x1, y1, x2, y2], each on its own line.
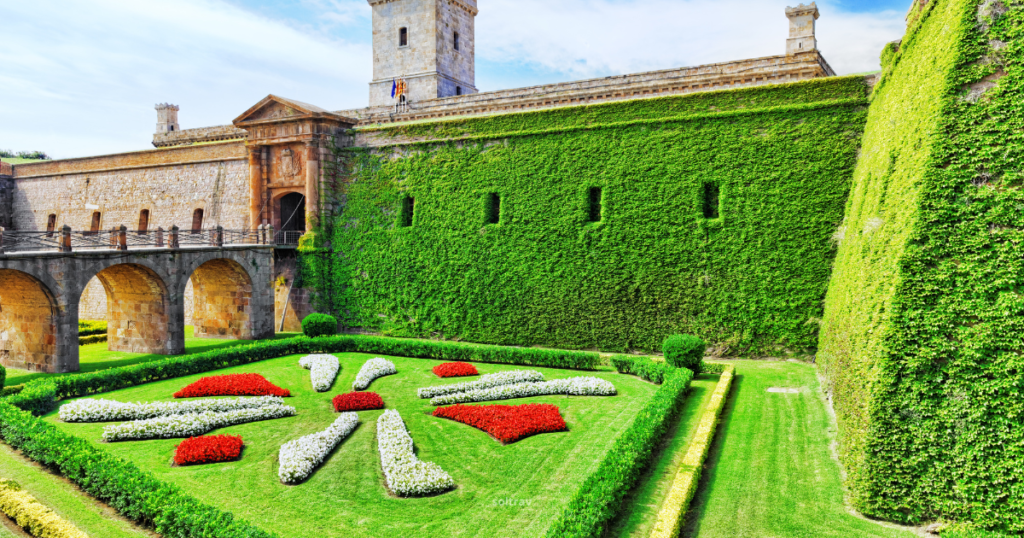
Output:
[391, 79, 397, 98]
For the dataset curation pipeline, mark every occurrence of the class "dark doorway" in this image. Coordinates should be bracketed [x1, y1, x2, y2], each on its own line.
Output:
[279, 193, 306, 232]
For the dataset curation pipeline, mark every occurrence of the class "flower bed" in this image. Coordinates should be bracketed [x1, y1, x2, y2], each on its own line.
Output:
[103, 404, 296, 442]
[332, 392, 385, 412]
[417, 370, 545, 399]
[174, 435, 244, 466]
[59, 396, 285, 423]
[353, 358, 397, 391]
[299, 354, 340, 392]
[430, 377, 617, 405]
[279, 412, 359, 484]
[432, 362, 479, 378]
[377, 410, 455, 496]
[433, 403, 567, 443]
[174, 374, 290, 398]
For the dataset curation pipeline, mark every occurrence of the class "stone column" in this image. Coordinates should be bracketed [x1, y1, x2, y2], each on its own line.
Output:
[305, 141, 320, 230]
[248, 146, 263, 231]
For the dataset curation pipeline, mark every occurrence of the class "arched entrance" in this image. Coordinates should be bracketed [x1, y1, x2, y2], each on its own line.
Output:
[189, 258, 255, 339]
[277, 192, 305, 244]
[0, 270, 57, 372]
[93, 264, 173, 354]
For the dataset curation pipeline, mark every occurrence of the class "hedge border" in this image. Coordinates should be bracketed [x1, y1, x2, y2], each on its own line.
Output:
[77, 335, 106, 346]
[649, 364, 734, 538]
[0, 479, 89, 538]
[544, 367, 695, 537]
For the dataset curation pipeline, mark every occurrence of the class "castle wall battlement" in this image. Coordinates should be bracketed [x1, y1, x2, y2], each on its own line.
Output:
[152, 124, 247, 148]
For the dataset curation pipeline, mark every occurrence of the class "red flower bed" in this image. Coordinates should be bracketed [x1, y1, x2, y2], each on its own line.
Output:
[432, 362, 479, 378]
[174, 435, 244, 466]
[332, 392, 385, 412]
[433, 403, 567, 444]
[173, 374, 290, 398]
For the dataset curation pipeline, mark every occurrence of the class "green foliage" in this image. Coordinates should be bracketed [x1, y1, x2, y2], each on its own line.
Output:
[0, 385, 23, 398]
[663, 334, 706, 373]
[545, 368, 693, 537]
[0, 402, 276, 538]
[818, 0, 1024, 530]
[0, 150, 51, 160]
[3, 381, 56, 416]
[77, 334, 106, 346]
[0, 364, 4, 390]
[312, 77, 868, 355]
[610, 355, 673, 384]
[76, 320, 106, 337]
[700, 362, 729, 375]
[301, 313, 337, 337]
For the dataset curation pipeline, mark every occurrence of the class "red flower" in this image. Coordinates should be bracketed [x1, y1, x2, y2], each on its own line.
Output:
[173, 374, 290, 398]
[432, 362, 479, 378]
[433, 404, 567, 444]
[174, 435, 244, 466]
[332, 392, 385, 412]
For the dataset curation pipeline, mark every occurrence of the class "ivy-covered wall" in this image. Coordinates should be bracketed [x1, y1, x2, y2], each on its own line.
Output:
[818, 0, 1024, 530]
[303, 77, 868, 354]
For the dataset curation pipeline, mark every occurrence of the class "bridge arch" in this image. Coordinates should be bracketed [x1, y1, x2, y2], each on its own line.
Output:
[0, 269, 60, 372]
[187, 258, 257, 339]
[85, 262, 182, 355]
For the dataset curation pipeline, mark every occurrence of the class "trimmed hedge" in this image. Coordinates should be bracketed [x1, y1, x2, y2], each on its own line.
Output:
[663, 334, 705, 374]
[0, 384, 23, 398]
[301, 313, 337, 338]
[3, 335, 600, 415]
[78, 334, 107, 346]
[0, 364, 5, 390]
[545, 367, 694, 537]
[699, 362, 729, 375]
[0, 478, 89, 538]
[77, 320, 106, 337]
[610, 355, 673, 384]
[0, 402, 276, 538]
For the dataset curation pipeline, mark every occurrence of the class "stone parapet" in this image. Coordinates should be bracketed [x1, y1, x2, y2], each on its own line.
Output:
[342, 51, 836, 126]
[152, 124, 247, 148]
[13, 141, 246, 179]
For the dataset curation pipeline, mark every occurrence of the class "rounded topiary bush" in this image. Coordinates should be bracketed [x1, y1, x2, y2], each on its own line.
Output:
[663, 334, 706, 374]
[302, 313, 338, 338]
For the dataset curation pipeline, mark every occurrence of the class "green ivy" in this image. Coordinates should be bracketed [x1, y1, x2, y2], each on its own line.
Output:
[309, 77, 869, 355]
[819, 0, 1024, 530]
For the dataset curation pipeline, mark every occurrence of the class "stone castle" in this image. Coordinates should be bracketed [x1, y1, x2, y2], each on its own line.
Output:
[0, 1, 839, 361]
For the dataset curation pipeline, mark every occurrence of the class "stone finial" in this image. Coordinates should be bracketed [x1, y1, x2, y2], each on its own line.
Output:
[786, 2, 820, 55]
[155, 103, 180, 135]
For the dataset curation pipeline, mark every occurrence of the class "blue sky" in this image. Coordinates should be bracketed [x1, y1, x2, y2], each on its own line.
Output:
[0, 0, 910, 159]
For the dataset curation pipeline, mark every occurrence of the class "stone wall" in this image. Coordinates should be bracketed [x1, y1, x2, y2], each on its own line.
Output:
[152, 124, 246, 148]
[0, 164, 13, 230]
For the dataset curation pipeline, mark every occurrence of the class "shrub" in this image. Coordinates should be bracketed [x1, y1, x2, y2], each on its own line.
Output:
[0, 364, 5, 390]
[0, 478, 88, 538]
[610, 355, 672, 384]
[545, 368, 694, 537]
[0, 384, 23, 398]
[302, 313, 337, 338]
[663, 334, 706, 373]
[79, 334, 107, 346]
[77, 320, 107, 337]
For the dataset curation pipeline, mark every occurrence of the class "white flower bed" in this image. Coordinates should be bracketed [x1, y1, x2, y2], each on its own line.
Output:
[353, 358, 397, 391]
[59, 396, 286, 423]
[430, 377, 617, 406]
[417, 370, 545, 399]
[278, 412, 359, 484]
[377, 410, 455, 496]
[299, 354, 341, 392]
[102, 404, 296, 442]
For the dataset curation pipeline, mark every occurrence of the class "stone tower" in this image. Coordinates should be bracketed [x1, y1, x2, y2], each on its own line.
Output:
[155, 103, 180, 134]
[367, 0, 478, 107]
[785, 3, 819, 55]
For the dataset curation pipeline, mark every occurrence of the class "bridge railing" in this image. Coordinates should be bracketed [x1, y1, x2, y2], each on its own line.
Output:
[0, 225, 301, 254]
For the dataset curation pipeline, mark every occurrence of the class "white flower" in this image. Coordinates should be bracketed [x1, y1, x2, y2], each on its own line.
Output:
[417, 370, 545, 399]
[429, 377, 617, 406]
[299, 354, 341, 392]
[59, 396, 286, 423]
[377, 410, 455, 496]
[102, 404, 296, 442]
[353, 358, 397, 391]
[279, 413, 359, 484]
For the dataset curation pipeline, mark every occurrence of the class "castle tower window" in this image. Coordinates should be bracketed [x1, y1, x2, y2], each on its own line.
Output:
[456, 86, 462, 96]
[399, 27, 408, 47]
[454, 32, 460, 51]
[588, 187, 603, 222]
[46, 214, 56, 236]
[485, 193, 501, 225]
[702, 183, 720, 219]
[191, 208, 204, 234]
[400, 195, 415, 228]
[90, 212, 101, 234]
[138, 209, 150, 234]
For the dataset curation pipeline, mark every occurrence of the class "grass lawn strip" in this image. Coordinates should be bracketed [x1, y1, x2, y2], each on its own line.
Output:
[298, 355, 340, 392]
[430, 377, 616, 405]
[649, 365, 734, 538]
[278, 413, 359, 484]
[352, 358, 396, 390]
[418, 369, 544, 398]
[59, 396, 286, 422]
[101, 404, 296, 441]
[377, 410, 455, 496]
[0, 479, 89, 538]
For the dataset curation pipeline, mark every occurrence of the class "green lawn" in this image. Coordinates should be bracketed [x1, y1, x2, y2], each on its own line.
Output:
[0, 158, 47, 165]
[4, 328, 300, 386]
[46, 353, 658, 538]
[682, 360, 917, 538]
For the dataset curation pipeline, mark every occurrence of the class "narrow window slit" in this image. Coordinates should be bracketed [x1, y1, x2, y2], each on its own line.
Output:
[588, 187, 603, 222]
[485, 193, 501, 225]
[702, 183, 720, 219]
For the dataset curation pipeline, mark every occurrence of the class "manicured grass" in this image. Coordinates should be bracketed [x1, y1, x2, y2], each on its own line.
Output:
[0, 158, 47, 165]
[0, 443, 149, 537]
[682, 360, 917, 538]
[605, 373, 721, 537]
[46, 353, 657, 538]
[4, 328, 300, 386]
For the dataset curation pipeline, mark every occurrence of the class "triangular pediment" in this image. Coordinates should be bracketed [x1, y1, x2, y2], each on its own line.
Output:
[233, 95, 332, 125]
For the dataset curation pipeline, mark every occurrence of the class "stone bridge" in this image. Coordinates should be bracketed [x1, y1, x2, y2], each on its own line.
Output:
[0, 244, 276, 373]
